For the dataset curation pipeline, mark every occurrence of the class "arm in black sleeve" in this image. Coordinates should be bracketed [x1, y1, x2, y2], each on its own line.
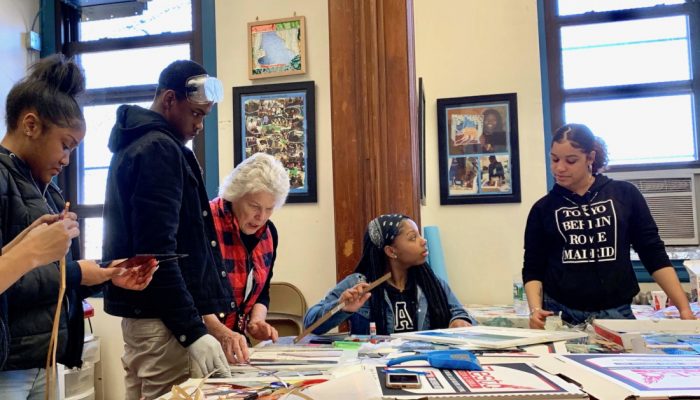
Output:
[627, 184, 671, 274]
[522, 203, 548, 284]
[256, 221, 278, 308]
[129, 138, 206, 347]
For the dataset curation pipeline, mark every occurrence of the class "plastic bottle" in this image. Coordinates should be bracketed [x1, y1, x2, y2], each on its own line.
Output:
[512, 277, 529, 316]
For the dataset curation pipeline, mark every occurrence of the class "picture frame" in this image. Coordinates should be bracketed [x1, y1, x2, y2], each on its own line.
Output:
[233, 81, 317, 203]
[418, 77, 426, 205]
[437, 93, 521, 205]
[248, 16, 307, 80]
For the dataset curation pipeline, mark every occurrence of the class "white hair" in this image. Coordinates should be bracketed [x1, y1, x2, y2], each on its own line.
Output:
[218, 152, 290, 208]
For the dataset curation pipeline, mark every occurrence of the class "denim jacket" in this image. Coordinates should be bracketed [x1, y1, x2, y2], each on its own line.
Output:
[303, 273, 477, 335]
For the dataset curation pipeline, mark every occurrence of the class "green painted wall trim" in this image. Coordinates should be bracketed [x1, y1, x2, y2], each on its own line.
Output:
[201, 0, 220, 199]
[40, 0, 57, 57]
[536, 0, 554, 191]
[633, 261, 689, 283]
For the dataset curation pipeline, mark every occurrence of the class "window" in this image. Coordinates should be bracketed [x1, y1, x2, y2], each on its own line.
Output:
[542, 0, 699, 168]
[50, 0, 206, 260]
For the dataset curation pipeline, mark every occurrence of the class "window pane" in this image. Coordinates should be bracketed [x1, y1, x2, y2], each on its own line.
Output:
[83, 168, 108, 204]
[81, 102, 151, 205]
[561, 16, 689, 89]
[83, 218, 104, 261]
[564, 95, 695, 165]
[80, 44, 191, 89]
[558, 0, 683, 16]
[79, 0, 192, 41]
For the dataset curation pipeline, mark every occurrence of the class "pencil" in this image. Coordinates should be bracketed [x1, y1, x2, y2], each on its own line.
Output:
[59, 201, 70, 220]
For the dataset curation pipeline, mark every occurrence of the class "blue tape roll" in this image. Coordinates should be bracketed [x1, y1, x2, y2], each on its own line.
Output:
[423, 226, 448, 282]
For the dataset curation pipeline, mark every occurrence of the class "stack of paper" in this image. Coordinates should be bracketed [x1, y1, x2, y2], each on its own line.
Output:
[371, 363, 587, 399]
[392, 326, 587, 349]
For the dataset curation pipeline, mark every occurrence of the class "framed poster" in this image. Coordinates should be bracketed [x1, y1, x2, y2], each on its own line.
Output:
[248, 16, 307, 80]
[233, 81, 317, 203]
[437, 93, 521, 205]
[418, 77, 426, 205]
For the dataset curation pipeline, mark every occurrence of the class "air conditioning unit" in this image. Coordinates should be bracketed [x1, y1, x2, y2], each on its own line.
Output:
[606, 169, 699, 246]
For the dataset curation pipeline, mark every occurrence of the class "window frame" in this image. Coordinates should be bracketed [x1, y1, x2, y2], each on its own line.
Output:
[542, 0, 700, 172]
[44, 0, 212, 259]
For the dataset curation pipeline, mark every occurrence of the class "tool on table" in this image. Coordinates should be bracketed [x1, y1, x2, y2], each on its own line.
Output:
[386, 349, 482, 371]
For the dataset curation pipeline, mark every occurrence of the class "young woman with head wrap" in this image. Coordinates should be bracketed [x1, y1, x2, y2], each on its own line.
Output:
[304, 214, 476, 335]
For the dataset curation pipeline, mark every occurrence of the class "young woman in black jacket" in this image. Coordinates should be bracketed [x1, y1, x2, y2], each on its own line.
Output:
[0, 54, 155, 399]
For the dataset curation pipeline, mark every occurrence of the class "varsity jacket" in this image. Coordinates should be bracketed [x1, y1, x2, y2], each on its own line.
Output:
[523, 174, 670, 311]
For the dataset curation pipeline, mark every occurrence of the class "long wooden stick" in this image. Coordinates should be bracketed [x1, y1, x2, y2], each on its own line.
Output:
[45, 256, 66, 400]
[46, 202, 70, 400]
[294, 272, 391, 344]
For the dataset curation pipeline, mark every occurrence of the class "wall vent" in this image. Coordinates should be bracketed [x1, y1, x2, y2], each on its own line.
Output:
[607, 171, 699, 246]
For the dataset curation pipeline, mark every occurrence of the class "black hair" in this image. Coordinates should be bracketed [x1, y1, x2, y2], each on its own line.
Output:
[552, 123, 609, 172]
[482, 108, 503, 131]
[354, 219, 452, 335]
[156, 59, 208, 100]
[5, 54, 85, 131]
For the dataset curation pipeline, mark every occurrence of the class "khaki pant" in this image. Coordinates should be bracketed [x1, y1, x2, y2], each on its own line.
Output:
[121, 318, 198, 400]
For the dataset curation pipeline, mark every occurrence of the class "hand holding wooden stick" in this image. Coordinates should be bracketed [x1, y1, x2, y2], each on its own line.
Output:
[294, 272, 391, 344]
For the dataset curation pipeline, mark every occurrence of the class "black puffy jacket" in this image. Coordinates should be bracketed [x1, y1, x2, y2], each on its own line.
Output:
[102, 105, 234, 347]
[0, 146, 92, 370]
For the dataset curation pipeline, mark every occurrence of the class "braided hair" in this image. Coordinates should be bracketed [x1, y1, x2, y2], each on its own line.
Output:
[354, 214, 452, 334]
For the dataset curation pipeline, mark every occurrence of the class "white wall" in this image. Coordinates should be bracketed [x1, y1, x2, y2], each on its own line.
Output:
[416, 0, 547, 305]
[214, 0, 336, 306]
[0, 0, 39, 133]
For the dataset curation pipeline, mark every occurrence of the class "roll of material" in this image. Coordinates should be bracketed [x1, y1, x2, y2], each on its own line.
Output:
[423, 226, 449, 282]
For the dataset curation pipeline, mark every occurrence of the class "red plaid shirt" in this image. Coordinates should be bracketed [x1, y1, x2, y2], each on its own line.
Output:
[210, 197, 275, 333]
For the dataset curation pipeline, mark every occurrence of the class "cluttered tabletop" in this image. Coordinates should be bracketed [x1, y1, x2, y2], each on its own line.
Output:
[161, 302, 700, 400]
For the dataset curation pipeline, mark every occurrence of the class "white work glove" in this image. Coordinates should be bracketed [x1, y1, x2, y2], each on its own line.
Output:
[187, 334, 232, 378]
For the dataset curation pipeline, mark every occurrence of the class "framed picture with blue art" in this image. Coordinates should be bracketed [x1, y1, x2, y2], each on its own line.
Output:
[437, 93, 520, 205]
[233, 81, 317, 203]
[248, 16, 307, 80]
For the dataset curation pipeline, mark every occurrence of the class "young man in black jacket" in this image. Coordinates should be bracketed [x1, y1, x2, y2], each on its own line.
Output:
[102, 60, 247, 400]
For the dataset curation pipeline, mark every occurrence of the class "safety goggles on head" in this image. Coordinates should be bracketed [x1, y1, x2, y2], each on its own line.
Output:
[185, 74, 224, 104]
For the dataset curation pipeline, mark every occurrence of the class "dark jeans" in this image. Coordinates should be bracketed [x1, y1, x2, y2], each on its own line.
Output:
[544, 294, 635, 326]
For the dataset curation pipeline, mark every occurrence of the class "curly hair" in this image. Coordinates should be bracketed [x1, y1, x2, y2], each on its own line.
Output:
[218, 153, 290, 209]
[552, 123, 609, 173]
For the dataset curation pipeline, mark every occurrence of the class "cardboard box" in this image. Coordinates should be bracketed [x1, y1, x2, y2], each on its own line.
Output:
[683, 259, 700, 302]
[593, 319, 700, 350]
[536, 354, 700, 400]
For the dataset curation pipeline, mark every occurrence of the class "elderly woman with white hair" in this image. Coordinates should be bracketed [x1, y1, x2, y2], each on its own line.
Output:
[204, 152, 290, 360]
